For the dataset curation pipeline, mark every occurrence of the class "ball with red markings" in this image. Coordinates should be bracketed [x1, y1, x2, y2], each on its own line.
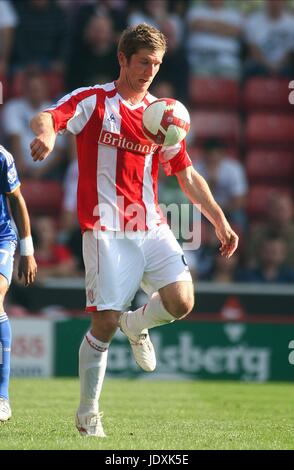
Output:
[142, 98, 190, 147]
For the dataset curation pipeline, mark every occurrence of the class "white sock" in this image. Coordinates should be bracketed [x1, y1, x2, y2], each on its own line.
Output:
[125, 293, 175, 334]
[78, 331, 109, 415]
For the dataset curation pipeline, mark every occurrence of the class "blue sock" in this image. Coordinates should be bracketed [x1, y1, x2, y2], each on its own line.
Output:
[0, 313, 11, 400]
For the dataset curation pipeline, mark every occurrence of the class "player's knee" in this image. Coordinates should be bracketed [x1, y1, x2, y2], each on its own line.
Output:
[164, 295, 195, 319]
[99, 316, 117, 334]
[91, 310, 120, 339]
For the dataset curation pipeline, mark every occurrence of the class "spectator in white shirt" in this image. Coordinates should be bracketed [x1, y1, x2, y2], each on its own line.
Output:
[2, 70, 64, 179]
[244, 0, 294, 78]
[186, 0, 243, 79]
[195, 138, 248, 233]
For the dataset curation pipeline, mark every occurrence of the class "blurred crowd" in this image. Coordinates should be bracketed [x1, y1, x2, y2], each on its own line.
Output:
[0, 0, 294, 288]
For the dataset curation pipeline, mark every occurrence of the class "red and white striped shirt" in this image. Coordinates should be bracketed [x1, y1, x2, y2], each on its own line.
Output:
[46, 82, 192, 232]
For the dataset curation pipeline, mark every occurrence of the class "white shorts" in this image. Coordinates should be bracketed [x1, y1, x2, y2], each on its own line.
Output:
[83, 224, 192, 312]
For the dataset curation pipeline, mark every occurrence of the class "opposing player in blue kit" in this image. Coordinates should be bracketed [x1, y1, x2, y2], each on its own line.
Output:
[0, 145, 37, 422]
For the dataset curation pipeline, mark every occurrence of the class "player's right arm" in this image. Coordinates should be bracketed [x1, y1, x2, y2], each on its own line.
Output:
[30, 112, 57, 162]
[30, 86, 99, 163]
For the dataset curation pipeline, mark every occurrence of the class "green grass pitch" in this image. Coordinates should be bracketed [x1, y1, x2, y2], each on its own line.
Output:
[0, 378, 293, 450]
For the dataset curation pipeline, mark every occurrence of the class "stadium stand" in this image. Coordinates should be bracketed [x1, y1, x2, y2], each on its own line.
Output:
[247, 185, 294, 219]
[246, 150, 294, 185]
[243, 78, 292, 113]
[189, 78, 241, 110]
[0, 0, 293, 286]
[190, 111, 241, 147]
[20, 180, 63, 217]
[245, 113, 294, 150]
[8, 70, 65, 100]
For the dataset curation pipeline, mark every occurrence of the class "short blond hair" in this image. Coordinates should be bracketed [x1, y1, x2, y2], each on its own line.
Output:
[118, 23, 167, 61]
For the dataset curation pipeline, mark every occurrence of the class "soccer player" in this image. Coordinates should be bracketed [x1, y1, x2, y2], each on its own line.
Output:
[30, 24, 238, 437]
[0, 145, 37, 422]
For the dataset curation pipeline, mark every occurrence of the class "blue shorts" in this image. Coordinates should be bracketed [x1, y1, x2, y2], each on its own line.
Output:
[0, 240, 17, 285]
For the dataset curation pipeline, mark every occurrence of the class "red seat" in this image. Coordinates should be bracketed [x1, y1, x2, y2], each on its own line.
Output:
[246, 150, 294, 184]
[20, 180, 63, 216]
[243, 78, 291, 112]
[189, 78, 240, 110]
[245, 113, 294, 150]
[247, 185, 293, 219]
[190, 111, 241, 146]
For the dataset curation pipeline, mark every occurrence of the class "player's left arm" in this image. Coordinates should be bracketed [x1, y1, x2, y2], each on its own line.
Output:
[176, 165, 239, 258]
[7, 186, 37, 285]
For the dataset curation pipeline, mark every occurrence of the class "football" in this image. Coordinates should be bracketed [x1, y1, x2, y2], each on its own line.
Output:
[142, 98, 190, 147]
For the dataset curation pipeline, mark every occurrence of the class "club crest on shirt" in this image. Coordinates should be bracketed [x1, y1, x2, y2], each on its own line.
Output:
[7, 166, 17, 184]
[87, 289, 95, 304]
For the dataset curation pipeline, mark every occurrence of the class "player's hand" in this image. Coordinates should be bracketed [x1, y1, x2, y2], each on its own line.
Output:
[18, 255, 37, 286]
[215, 223, 239, 258]
[30, 132, 56, 161]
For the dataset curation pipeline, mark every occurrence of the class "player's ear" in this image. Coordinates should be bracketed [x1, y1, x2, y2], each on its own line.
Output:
[118, 51, 127, 68]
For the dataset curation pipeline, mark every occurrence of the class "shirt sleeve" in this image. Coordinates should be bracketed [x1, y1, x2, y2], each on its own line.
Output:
[44, 86, 98, 135]
[159, 139, 192, 176]
[0, 149, 20, 193]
